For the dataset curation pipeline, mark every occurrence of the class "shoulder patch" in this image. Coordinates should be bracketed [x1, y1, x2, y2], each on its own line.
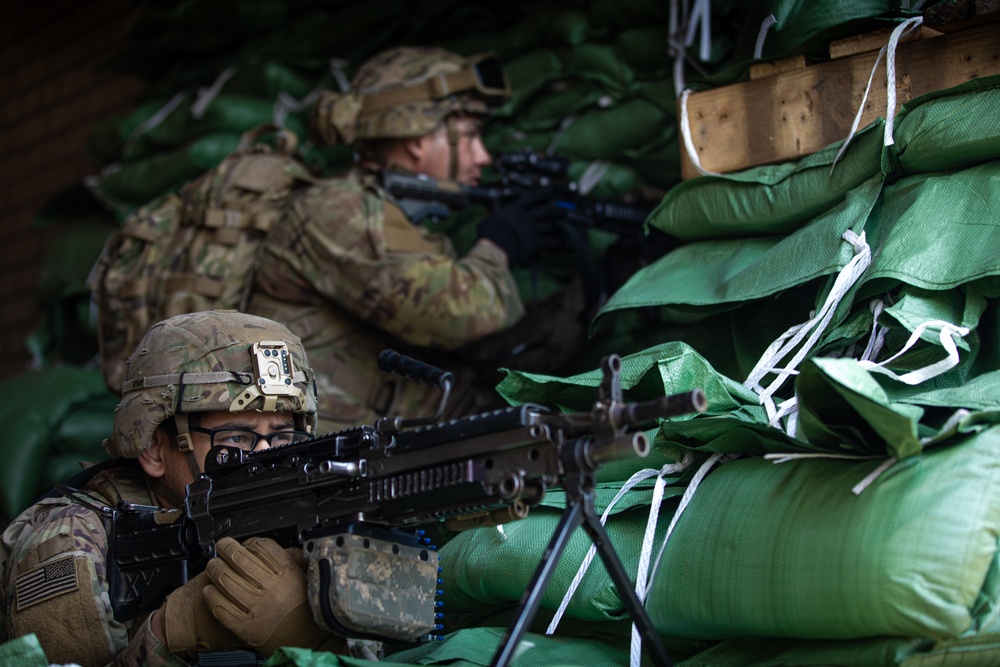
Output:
[15, 555, 79, 611]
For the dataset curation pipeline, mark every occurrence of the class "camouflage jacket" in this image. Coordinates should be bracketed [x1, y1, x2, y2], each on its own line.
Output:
[1, 465, 189, 667]
[248, 169, 526, 432]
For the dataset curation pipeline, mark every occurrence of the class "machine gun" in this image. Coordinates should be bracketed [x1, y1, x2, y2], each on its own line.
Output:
[381, 149, 660, 237]
[103, 350, 705, 667]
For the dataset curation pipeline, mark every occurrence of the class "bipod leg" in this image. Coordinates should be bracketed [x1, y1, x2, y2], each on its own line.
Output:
[581, 508, 673, 667]
[489, 502, 585, 667]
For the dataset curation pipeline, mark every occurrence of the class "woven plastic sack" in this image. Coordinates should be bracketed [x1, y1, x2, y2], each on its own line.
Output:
[0, 367, 115, 524]
[96, 132, 241, 207]
[600, 172, 881, 319]
[680, 632, 1000, 667]
[122, 94, 307, 162]
[679, 636, 924, 667]
[892, 77, 1000, 176]
[557, 43, 635, 94]
[646, 120, 884, 240]
[647, 425, 1000, 641]
[615, 26, 674, 74]
[732, 0, 896, 62]
[386, 628, 629, 666]
[0, 633, 48, 667]
[552, 98, 667, 159]
[862, 160, 1000, 291]
[438, 506, 669, 622]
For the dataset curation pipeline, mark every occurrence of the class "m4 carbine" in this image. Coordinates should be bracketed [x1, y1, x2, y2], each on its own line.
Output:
[382, 149, 659, 237]
[105, 351, 705, 667]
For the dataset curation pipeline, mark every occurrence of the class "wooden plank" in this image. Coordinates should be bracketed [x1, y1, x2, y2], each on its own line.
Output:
[749, 55, 808, 80]
[828, 26, 942, 60]
[679, 21, 1000, 179]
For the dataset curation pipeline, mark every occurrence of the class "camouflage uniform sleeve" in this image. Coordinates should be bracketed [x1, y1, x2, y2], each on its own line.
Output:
[257, 180, 525, 350]
[1, 500, 191, 667]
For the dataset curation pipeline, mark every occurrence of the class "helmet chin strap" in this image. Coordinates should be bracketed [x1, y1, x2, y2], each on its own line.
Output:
[446, 116, 460, 181]
[173, 413, 204, 485]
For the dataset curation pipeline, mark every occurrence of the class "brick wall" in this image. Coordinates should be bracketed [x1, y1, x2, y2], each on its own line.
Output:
[0, 1, 144, 379]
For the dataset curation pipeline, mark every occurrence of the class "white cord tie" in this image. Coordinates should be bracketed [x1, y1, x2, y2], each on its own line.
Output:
[754, 15, 777, 60]
[190, 66, 237, 119]
[546, 453, 695, 641]
[744, 230, 871, 435]
[859, 319, 969, 385]
[831, 15, 924, 172]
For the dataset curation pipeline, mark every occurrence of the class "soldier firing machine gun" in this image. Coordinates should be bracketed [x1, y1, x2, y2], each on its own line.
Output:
[100, 350, 706, 667]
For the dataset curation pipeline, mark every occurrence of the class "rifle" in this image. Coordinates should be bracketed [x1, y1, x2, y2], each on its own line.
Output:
[103, 350, 706, 667]
[381, 149, 659, 236]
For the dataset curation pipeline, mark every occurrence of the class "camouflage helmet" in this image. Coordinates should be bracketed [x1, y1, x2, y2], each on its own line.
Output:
[105, 310, 318, 458]
[311, 47, 510, 146]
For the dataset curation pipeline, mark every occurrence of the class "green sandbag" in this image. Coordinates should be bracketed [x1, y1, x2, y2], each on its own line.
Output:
[0, 633, 48, 667]
[679, 636, 924, 667]
[645, 120, 883, 240]
[42, 394, 119, 491]
[892, 78, 1000, 176]
[97, 132, 242, 206]
[634, 78, 679, 118]
[600, 173, 881, 319]
[86, 98, 179, 165]
[265, 627, 630, 667]
[616, 26, 674, 74]
[438, 506, 670, 622]
[123, 94, 306, 161]
[565, 160, 642, 200]
[679, 629, 1000, 666]
[494, 49, 565, 116]
[553, 98, 667, 159]
[222, 58, 322, 101]
[621, 130, 682, 187]
[0, 367, 116, 522]
[731, 0, 895, 62]
[515, 82, 610, 131]
[795, 358, 930, 459]
[556, 43, 635, 94]
[35, 216, 117, 303]
[863, 160, 1000, 291]
[648, 425, 1000, 641]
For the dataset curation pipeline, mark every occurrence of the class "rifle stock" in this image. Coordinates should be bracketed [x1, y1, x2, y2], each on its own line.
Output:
[107, 352, 705, 664]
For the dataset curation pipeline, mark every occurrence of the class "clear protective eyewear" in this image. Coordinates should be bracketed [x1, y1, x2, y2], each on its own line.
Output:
[190, 426, 311, 452]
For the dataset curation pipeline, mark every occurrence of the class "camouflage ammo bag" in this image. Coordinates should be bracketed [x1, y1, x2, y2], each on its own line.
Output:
[90, 125, 317, 394]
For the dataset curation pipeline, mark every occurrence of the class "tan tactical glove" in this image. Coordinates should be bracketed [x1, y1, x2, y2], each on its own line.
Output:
[160, 570, 244, 654]
[203, 536, 344, 657]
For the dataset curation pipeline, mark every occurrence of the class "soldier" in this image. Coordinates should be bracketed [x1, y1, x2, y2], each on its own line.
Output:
[1, 311, 344, 666]
[248, 46, 577, 433]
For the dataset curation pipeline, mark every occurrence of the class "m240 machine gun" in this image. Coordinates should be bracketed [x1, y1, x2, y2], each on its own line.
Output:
[106, 350, 705, 667]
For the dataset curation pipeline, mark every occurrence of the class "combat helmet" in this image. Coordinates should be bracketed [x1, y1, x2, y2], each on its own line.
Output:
[105, 310, 317, 460]
[311, 46, 510, 149]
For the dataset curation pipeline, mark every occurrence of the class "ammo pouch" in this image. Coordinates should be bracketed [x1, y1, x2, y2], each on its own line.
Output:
[305, 524, 439, 642]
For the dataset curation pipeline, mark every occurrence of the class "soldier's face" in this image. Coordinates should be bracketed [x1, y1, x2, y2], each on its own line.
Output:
[416, 116, 492, 185]
[148, 411, 296, 505]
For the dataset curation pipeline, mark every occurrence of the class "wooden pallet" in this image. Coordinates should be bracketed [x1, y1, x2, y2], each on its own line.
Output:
[679, 10, 1000, 179]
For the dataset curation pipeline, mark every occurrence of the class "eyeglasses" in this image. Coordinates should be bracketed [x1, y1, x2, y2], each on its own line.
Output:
[190, 427, 311, 451]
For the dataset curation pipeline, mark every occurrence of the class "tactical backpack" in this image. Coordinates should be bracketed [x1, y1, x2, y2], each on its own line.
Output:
[89, 125, 318, 394]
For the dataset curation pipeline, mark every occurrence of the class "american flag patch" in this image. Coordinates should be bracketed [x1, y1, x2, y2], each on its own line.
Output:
[15, 556, 79, 611]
